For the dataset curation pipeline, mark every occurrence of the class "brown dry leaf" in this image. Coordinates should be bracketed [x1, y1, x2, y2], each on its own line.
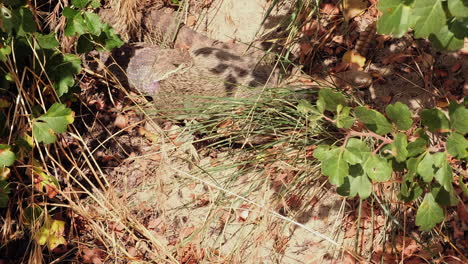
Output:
[186, 15, 197, 27]
[342, 252, 357, 264]
[451, 62, 462, 72]
[320, 3, 341, 15]
[434, 69, 449, 77]
[382, 53, 410, 64]
[396, 237, 420, 257]
[149, 153, 161, 161]
[81, 247, 105, 264]
[443, 79, 457, 92]
[342, 50, 366, 69]
[301, 20, 321, 37]
[179, 244, 205, 264]
[333, 62, 351, 73]
[180, 226, 195, 240]
[332, 35, 344, 44]
[114, 114, 128, 129]
[436, 98, 450, 108]
[286, 194, 302, 210]
[299, 41, 313, 56]
[147, 218, 163, 230]
[202, 0, 214, 8]
[273, 235, 289, 254]
[343, 0, 368, 21]
[109, 221, 125, 232]
[127, 247, 138, 257]
[418, 52, 433, 68]
[45, 184, 59, 199]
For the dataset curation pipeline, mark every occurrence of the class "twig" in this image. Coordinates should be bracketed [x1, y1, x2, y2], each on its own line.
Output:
[348, 130, 392, 144]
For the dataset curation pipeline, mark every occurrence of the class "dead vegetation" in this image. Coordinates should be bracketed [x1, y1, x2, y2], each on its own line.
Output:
[0, 0, 466, 263]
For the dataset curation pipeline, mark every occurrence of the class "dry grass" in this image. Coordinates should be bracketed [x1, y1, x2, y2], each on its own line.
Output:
[2, 1, 465, 263]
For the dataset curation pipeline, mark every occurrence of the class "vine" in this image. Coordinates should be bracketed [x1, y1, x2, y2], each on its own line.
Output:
[298, 89, 467, 231]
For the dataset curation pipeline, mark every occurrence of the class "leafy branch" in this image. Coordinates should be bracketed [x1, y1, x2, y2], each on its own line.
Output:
[298, 88, 467, 231]
[0, 0, 124, 251]
[377, 0, 468, 50]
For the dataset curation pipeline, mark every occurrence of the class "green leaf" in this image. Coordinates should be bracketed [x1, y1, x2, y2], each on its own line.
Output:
[390, 133, 408, 162]
[337, 176, 351, 197]
[385, 102, 413, 130]
[449, 17, 468, 39]
[316, 97, 325, 114]
[398, 180, 423, 202]
[313, 145, 333, 161]
[434, 157, 453, 191]
[449, 103, 468, 133]
[62, 7, 79, 18]
[460, 177, 468, 197]
[32, 104, 74, 144]
[363, 154, 392, 182]
[343, 138, 370, 165]
[36, 216, 67, 250]
[48, 53, 82, 96]
[90, 0, 101, 8]
[446, 133, 468, 159]
[0, 144, 15, 167]
[0, 180, 11, 208]
[35, 33, 59, 49]
[432, 185, 458, 206]
[405, 157, 420, 181]
[336, 105, 355, 129]
[348, 165, 372, 199]
[429, 25, 465, 51]
[0, 46, 12, 62]
[417, 153, 436, 182]
[318, 89, 346, 112]
[448, 0, 468, 19]
[355, 107, 393, 135]
[76, 34, 95, 53]
[3, 0, 27, 7]
[321, 148, 349, 186]
[297, 100, 315, 115]
[377, 0, 413, 37]
[407, 138, 427, 157]
[416, 193, 444, 231]
[24, 206, 44, 224]
[64, 13, 86, 36]
[99, 25, 124, 50]
[420, 109, 450, 132]
[72, 0, 89, 8]
[411, 0, 446, 38]
[84, 12, 103, 36]
[9, 7, 37, 36]
[432, 152, 446, 167]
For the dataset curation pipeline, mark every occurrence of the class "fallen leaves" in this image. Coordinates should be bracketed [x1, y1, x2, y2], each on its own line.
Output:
[343, 0, 368, 21]
[342, 50, 366, 70]
[320, 3, 341, 15]
[81, 247, 105, 264]
[382, 52, 411, 64]
[114, 114, 128, 129]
